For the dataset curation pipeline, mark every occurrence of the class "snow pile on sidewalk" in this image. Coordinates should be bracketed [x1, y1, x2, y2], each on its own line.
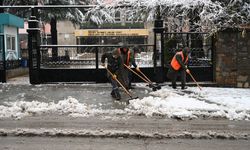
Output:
[0, 97, 125, 119]
[128, 87, 250, 120]
[0, 86, 250, 120]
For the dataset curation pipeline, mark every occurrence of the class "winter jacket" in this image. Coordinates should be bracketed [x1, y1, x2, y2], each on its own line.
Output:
[101, 52, 122, 75]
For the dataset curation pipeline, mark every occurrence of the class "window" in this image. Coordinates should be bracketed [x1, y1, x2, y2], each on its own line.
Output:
[6, 35, 16, 51]
[6, 35, 17, 60]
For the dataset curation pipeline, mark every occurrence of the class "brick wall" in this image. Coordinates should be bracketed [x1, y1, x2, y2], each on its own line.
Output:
[215, 28, 250, 88]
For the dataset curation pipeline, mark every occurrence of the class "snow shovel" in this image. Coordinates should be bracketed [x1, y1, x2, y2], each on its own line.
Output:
[187, 71, 202, 91]
[124, 64, 161, 91]
[137, 68, 161, 90]
[105, 67, 139, 100]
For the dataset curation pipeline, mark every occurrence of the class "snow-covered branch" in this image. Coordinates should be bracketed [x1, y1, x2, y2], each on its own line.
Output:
[2, 0, 249, 32]
[86, 0, 249, 32]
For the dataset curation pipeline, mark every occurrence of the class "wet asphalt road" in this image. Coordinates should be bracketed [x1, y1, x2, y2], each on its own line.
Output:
[0, 115, 250, 150]
[1, 136, 250, 150]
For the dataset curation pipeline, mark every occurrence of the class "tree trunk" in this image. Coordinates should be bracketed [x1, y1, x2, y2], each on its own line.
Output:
[50, 17, 58, 60]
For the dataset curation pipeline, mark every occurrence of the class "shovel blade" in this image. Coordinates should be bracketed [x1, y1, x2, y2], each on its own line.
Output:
[128, 96, 139, 101]
[126, 96, 139, 104]
[148, 83, 161, 91]
[152, 87, 157, 91]
[157, 86, 161, 90]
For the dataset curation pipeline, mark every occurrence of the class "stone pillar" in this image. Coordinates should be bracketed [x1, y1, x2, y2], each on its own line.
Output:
[27, 8, 41, 84]
[215, 28, 250, 88]
[236, 28, 250, 88]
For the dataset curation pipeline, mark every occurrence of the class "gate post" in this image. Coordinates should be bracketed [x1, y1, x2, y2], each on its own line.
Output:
[27, 7, 41, 84]
[153, 6, 165, 83]
[0, 1, 4, 82]
[0, 34, 6, 82]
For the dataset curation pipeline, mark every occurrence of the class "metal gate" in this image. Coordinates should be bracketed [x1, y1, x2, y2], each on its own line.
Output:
[163, 32, 214, 82]
[23, 6, 214, 84]
[30, 32, 214, 84]
[25, 7, 157, 84]
[29, 21, 214, 84]
[38, 44, 155, 83]
[0, 34, 6, 83]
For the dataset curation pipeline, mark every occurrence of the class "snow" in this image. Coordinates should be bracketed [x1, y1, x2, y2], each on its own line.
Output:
[0, 96, 125, 119]
[0, 80, 250, 120]
[7, 75, 30, 85]
[88, 0, 249, 32]
[128, 87, 250, 120]
[3, 0, 249, 33]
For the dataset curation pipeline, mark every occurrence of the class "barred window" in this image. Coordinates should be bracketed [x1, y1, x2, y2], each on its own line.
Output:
[6, 35, 16, 51]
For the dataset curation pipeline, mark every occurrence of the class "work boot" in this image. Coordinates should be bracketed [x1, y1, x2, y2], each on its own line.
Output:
[172, 82, 177, 89]
[113, 89, 121, 100]
[111, 90, 115, 96]
[181, 86, 187, 90]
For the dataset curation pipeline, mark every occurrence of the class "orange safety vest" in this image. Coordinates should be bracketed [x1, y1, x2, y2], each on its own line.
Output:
[119, 48, 131, 66]
[170, 51, 188, 70]
[126, 50, 131, 66]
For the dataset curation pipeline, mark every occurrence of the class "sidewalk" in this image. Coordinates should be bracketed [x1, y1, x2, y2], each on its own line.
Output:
[1, 75, 249, 121]
[6, 74, 217, 87]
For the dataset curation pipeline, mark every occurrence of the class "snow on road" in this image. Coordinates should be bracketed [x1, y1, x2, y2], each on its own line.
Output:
[0, 82, 250, 120]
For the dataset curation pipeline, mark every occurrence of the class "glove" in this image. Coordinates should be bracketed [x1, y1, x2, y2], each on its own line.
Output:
[135, 66, 140, 72]
[186, 69, 190, 74]
[112, 74, 117, 79]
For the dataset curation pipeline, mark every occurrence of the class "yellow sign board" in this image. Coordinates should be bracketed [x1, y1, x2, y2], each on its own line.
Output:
[75, 29, 149, 37]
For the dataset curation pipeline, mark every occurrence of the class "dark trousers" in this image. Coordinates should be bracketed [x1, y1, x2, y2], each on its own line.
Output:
[107, 75, 121, 100]
[128, 71, 133, 88]
[167, 67, 186, 88]
[119, 67, 129, 89]
[108, 75, 119, 91]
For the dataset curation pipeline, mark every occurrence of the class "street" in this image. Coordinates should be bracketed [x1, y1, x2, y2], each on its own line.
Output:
[1, 136, 250, 150]
[0, 115, 250, 150]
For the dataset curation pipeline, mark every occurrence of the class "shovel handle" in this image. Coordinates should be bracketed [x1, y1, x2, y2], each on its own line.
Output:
[105, 67, 133, 98]
[188, 72, 202, 91]
[124, 64, 150, 84]
[137, 69, 153, 84]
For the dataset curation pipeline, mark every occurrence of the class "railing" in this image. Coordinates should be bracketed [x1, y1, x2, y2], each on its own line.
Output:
[40, 45, 154, 69]
[167, 48, 212, 67]
[164, 32, 213, 67]
[6, 60, 21, 70]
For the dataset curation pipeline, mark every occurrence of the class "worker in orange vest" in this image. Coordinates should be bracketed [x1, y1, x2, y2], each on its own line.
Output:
[167, 47, 190, 89]
[119, 43, 139, 89]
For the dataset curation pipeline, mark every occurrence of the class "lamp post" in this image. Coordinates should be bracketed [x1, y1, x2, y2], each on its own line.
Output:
[153, 6, 165, 83]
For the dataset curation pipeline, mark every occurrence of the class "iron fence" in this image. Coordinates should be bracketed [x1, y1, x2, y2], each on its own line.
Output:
[164, 32, 213, 67]
[6, 60, 21, 70]
[39, 45, 154, 69]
